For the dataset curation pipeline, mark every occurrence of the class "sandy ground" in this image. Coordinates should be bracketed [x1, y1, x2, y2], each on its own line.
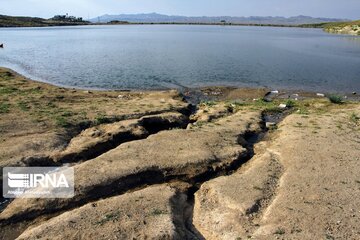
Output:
[1, 67, 360, 240]
[194, 104, 360, 240]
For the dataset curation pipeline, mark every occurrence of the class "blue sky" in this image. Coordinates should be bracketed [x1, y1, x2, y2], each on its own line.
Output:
[1, 0, 359, 20]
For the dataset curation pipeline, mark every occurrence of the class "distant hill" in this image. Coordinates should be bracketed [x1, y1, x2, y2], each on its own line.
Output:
[91, 13, 348, 25]
[0, 14, 89, 27]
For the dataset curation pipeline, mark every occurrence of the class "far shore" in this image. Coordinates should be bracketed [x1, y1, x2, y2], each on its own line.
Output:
[0, 21, 327, 29]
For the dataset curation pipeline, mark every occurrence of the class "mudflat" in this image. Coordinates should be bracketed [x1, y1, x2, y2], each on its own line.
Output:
[0, 67, 359, 240]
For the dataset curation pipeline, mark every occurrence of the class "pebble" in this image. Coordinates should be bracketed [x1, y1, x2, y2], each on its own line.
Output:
[279, 104, 287, 109]
[271, 90, 279, 94]
[316, 93, 325, 97]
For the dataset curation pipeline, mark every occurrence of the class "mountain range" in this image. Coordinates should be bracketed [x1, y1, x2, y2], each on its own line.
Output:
[91, 13, 348, 25]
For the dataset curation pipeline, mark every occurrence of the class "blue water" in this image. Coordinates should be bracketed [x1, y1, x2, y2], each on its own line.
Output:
[0, 25, 359, 92]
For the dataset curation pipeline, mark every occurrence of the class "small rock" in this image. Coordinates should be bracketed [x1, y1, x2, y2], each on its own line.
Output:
[293, 94, 299, 97]
[279, 104, 287, 109]
[118, 95, 124, 99]
[316, 93, 325, 97]
[160, 98, 166, 103]
[352, 92, 357, 95]
[263, 97, 272, 103]
[271, 90, 279, 94]
[83, 90, 92, 94]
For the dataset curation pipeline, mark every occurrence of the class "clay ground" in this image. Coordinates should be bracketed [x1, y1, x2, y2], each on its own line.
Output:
[0, 67, 360, 240]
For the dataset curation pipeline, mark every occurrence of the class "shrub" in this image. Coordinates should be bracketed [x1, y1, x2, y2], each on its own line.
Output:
[328, 95, 343, 104]
[285, 99, 296, 108]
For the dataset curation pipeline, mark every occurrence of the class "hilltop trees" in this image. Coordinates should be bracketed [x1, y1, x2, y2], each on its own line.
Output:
[51, 14, 84, 22]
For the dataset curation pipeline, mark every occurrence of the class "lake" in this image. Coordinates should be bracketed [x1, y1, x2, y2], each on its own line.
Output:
[0, 25, 359, 92]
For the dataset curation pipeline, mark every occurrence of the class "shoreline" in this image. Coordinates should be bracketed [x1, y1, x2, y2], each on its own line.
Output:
[1, 66, 358, 103]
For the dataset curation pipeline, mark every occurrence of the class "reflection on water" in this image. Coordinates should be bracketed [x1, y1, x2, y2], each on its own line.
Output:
[344, 36, 360, 45]
[0, 25, 359, 92]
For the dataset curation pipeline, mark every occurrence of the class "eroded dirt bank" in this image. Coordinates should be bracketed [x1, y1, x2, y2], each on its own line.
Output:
[1, 67, 360, 240]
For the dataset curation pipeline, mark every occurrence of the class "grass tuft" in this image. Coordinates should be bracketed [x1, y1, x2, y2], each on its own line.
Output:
[95, 114, 112, 125]
[0, 103, 10, 113]
[55, 116, 70, 128]
[350, 113, 359, 124]
[274, 228, 286, 235]
[285, 99, 296, 108]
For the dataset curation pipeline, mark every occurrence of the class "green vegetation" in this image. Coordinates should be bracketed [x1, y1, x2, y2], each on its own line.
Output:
[0, 102, 10, 113]
[0, 86, 18, 94]
[95, 211, 120, 225]
[225, 100, 246, 112]
[328, 95, 343, 104]
[108, 20, 130, 25]
[350, 113, 360, 124]
[55, 116, 70, 128]
[51, 15, 84, 22]
[200, 100, 217, 107]
[0, 69, 88, 129]
[95, 114, 112, 125]
[0, 14, 89, 28]
[285, 99, 296, 108]
[17, 101, 30, 111]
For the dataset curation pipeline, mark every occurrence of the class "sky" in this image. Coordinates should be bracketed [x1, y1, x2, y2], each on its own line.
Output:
[1, 0, 359, 20]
